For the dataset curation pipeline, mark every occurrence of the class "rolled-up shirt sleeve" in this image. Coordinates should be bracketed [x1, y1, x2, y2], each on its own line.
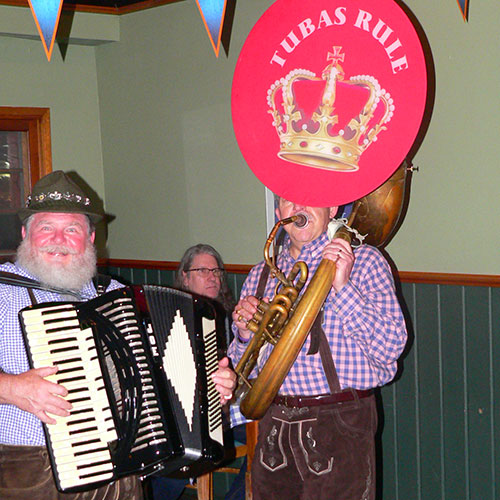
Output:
[324, 244, 407, 386]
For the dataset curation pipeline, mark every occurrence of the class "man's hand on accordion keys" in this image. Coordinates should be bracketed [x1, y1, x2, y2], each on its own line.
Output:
[0, 366, 72, 425]
[211, 357, 237, 405]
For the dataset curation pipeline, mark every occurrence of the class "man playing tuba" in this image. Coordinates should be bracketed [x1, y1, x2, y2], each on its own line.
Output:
[228, 197, 407, 500]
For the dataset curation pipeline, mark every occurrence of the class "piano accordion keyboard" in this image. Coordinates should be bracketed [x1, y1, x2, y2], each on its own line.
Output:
[21, 303, 116, 491]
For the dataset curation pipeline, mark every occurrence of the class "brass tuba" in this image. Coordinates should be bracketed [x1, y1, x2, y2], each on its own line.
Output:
[234, 162, 411, 420]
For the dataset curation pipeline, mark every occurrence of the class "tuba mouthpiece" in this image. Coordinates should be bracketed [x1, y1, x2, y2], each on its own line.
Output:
[294, 213, 308, 228]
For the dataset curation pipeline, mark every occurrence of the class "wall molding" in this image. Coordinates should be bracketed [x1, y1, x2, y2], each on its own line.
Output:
[99, 258, 500, 287]
[0, 0, 176, 15]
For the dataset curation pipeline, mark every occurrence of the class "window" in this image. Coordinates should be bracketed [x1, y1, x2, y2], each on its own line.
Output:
[0, 107, 52, 262]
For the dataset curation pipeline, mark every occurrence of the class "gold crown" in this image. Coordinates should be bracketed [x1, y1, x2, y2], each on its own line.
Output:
[267, 47, 394, 171]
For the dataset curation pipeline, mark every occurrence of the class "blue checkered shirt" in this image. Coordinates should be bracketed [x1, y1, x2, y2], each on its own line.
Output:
[228, 232, 407, 427]
[0, 262, 123, 446]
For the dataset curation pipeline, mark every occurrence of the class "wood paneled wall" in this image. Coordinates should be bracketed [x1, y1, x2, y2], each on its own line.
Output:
[381, 282, 500, 500]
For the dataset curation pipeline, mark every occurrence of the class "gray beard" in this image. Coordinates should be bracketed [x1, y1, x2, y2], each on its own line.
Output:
[16, 238, 97, 292]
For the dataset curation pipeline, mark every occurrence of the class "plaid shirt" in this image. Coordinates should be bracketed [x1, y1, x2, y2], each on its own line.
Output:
[228, 232, 407, 427]
[0, 262, 123, 446]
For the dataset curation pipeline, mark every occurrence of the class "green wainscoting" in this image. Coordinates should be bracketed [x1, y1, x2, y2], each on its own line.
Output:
[380, 283, 500, 500]
[100, 263, 500, 500]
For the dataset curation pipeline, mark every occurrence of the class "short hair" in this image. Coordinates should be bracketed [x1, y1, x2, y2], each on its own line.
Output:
[175, 244, 236, 313]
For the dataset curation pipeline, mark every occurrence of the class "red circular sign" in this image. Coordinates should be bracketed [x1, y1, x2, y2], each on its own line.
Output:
[232, 0, 427, 206]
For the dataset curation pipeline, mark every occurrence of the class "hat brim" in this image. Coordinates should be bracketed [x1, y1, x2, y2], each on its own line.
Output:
[18, 205, 104, 225]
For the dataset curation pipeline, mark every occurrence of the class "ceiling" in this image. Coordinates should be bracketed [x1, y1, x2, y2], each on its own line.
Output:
[0, 0, 180, 15]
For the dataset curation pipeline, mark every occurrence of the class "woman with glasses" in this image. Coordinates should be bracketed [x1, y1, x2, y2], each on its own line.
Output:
[150, 244, 245, 500]
[175, 243, 235, 316]
[175, 244, 236, 350]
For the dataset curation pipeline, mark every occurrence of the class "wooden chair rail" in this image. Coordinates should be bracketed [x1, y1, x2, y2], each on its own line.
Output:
[98, 258, 500, 288]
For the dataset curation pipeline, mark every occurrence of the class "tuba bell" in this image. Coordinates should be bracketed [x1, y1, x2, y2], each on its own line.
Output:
[234, 161, 411, 420]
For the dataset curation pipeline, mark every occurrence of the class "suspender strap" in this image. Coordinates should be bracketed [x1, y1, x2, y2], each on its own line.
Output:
[307, 311, 321, 356]
[92, 273, 111, 296]
[317, 311, 342, 394]
[27, 288, 37, 305]
[256, 263, 271, 299]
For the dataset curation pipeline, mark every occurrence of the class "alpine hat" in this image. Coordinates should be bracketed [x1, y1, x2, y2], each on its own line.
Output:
[18, 170, 105, 224]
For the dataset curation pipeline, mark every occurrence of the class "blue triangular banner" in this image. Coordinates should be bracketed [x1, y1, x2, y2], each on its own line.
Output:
[196, 0, 228, 57]
[456, 0, 469, 21]
[28, 0, 64, 61]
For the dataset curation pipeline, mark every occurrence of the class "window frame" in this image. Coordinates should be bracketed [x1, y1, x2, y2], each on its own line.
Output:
[0, 107, 52, 261]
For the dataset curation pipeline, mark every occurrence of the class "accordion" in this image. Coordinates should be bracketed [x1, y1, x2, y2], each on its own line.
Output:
[19, 285, 225, 493]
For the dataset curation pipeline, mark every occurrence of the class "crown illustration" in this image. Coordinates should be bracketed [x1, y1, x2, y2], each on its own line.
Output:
[267, 47, 394, 171]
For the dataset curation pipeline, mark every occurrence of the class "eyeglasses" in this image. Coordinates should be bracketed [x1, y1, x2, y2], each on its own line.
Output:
[186, 267, 224, 278]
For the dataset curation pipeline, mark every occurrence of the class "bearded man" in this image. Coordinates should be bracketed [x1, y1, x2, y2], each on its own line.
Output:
[0, 171, 237, 500]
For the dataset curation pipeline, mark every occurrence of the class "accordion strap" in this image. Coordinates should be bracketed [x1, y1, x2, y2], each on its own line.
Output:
[0, 271, 82, 300]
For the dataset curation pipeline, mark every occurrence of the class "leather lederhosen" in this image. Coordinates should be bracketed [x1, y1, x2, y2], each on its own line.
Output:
[251, 264, 377, 500]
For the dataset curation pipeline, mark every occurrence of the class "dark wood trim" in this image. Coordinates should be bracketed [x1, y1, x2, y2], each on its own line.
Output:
[98, 258, 254, 274]
[223, 264, 256, 274]
[107, 0, 181, 15]
[0, 0, 180, 15]
[0, 107, 52, 262]
[397, 271, 500, 287]
[98, 258, 500, 287]
[0, 107, 52, 183]
[99, 258, 179, 270]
